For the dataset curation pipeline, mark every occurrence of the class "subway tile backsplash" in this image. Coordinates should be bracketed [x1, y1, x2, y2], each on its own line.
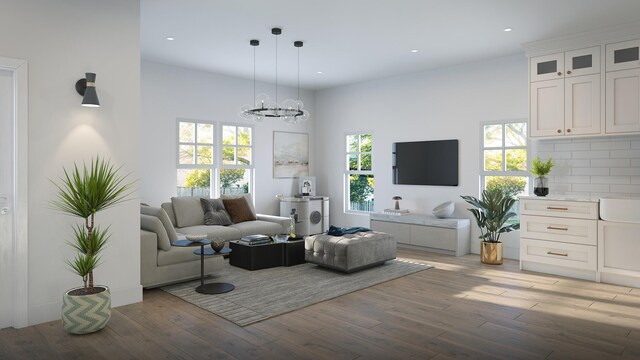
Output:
[534, 135, 640, 198]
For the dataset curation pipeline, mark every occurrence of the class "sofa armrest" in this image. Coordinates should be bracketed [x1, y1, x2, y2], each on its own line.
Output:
[257, 214, 290, 233]
[140, 230, 159, 286]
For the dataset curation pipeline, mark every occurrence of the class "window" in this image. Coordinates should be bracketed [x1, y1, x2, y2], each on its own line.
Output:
[177, 120, 215, 197]
[480, 120, 529, 220]
[220, 124, 253, 195]
[346, 133, 374, 212]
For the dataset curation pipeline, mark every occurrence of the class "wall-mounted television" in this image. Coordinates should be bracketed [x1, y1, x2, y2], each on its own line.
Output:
[392, 139, 458, 186]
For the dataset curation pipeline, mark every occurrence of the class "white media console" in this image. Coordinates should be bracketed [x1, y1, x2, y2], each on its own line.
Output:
[370, 213, 470, 256]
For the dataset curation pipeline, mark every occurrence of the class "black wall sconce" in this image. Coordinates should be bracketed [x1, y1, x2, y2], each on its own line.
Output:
[75, 72, 100, 107]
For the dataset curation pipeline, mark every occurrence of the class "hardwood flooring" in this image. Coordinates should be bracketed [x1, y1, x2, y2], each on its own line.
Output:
[2, 248, 640, 359]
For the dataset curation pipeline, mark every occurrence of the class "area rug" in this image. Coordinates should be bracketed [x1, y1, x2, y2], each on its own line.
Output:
[161, 258, 431, 326]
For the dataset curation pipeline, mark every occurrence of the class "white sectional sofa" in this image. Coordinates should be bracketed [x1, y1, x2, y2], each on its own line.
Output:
[140, 194, 289, 288]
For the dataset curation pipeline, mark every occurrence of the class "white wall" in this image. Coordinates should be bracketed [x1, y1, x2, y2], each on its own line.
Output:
[140, 61, 315, 215]
[0, 0, 141, 325]
[314, 54, 528, 258]
[535, 135, 640, 197]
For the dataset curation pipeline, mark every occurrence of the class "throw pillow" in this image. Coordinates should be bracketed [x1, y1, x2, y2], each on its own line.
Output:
[200, 198, 232, 226]
[221, 193, 256, 218]
[140, 205, 179, 242]
[170, 197, 205, 228]
[222, 196, 257, 224]
[140, 214, 172, 251]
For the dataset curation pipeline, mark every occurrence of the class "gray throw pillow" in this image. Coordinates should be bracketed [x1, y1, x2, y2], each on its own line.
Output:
[200, 198, 232, 226]
[171, 197, 205, 227]
[140, 205, 178, 242]
[140, 214, 172, 251]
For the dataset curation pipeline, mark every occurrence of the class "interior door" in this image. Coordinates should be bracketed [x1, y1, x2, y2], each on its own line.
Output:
[0, 68, 15, 329]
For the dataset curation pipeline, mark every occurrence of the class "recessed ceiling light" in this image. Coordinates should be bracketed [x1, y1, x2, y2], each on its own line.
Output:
[317, 71, 323, 74]
[166, 36, 175, 41]
[410, 49, 419, 53]
[503, 28, 512, 32]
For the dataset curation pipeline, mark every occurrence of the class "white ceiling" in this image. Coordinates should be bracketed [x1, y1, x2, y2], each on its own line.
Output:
[141, 0, 640, 90]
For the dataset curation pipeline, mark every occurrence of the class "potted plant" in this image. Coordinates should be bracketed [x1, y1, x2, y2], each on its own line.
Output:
[51, 156, 133, 334]
[530, 155, 554, 196]
[461, 188, 519, 265]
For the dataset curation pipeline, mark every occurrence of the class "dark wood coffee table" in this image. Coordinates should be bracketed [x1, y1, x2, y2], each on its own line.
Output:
[229, 239, 305, 270]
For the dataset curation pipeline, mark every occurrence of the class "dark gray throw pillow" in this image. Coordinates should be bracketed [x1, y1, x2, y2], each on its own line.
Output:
[200, 198, 233, 226]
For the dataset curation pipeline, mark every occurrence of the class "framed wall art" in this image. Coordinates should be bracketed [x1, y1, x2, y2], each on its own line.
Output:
[273, 131, 309, 178]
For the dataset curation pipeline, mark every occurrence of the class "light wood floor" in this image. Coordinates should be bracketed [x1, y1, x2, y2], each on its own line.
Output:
[2, 248, 640, 359]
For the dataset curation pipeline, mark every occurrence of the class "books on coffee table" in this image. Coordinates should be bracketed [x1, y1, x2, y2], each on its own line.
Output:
[238, 234, 272, 246]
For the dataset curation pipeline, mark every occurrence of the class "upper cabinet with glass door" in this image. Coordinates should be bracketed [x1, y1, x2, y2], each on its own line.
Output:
[529, 46, 601, 137]
[530, 47, 600, 82]
[605, 39, 640, 134]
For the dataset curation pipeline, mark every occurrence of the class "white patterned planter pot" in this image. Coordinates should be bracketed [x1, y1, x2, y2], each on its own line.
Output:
[62, 286, 111, 334]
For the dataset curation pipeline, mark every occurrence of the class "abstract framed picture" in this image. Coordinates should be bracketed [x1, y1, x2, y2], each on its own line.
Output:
[273, 131, 309, 178]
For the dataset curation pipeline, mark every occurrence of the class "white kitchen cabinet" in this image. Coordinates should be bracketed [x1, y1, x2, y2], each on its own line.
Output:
[530, 47, 602, 138]
[606, 39, 640, 72]
[520, 197, 599, 281]
[605, 68, 640, 133]
[598, 221, 640, 287]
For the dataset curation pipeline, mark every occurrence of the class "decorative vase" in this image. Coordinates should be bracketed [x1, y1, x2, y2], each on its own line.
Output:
[480, 242, 503, 265]
[211, 239, 225, 252]
[62, 286, 111, 334]
[533, 176, 549, 196]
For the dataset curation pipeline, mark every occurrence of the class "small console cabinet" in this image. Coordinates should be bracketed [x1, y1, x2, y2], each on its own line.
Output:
[369, 213, 470, 256]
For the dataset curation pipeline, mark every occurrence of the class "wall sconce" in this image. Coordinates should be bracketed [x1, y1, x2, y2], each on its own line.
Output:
[75, 72, 100, 107]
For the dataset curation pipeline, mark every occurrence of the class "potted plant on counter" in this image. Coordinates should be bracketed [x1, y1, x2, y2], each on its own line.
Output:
[51, 156, 133, 334]
[530, 155, 554, 196]
[461, 188, 519, 265]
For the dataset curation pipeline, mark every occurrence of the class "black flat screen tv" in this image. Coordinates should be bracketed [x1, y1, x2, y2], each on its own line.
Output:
[392, 139, 458, 186]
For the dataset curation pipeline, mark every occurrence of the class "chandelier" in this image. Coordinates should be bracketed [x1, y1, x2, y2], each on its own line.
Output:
[239, 28, 310, 124]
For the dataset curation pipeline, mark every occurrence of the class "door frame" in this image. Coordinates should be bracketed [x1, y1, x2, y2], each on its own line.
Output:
[0, 56, 28, 328]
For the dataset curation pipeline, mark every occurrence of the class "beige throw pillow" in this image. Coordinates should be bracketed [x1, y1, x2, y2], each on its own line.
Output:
[170, 197, 205, 228]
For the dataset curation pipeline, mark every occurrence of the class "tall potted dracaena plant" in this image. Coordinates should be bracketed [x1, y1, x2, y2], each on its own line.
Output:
[461, 188, 520, 265]
[51, 156, 133, 334]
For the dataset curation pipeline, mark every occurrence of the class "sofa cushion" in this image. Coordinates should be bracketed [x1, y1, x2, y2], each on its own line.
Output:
[161, 202, 177, 227]
[171, 197, 205, 228]
[157, 245, 206, 266]
[140, 214, 172, 251]
[178, 225, 242, 241]
[221, 193, 256, 218]
[222, 197, 257, 224]
[228, 220, 283, 237]
[200, 198, 232, 226]
[140, 205, 178, 242]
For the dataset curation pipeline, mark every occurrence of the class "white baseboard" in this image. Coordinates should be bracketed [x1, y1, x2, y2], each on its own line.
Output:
[27, 284, 143, 327]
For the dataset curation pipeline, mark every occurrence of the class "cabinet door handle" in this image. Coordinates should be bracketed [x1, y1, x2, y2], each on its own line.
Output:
[557, 71, 562, 76]
[547, 251, 568, 257]
[547, 206, 568, 210]
[557, 129, 562, 134]
[566, 128, 571, 133]
[547, 226, 568, 231]
[567, 70, 572, 75]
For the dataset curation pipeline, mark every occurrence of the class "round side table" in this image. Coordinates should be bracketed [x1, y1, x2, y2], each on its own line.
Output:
[192, 247, 234, 294]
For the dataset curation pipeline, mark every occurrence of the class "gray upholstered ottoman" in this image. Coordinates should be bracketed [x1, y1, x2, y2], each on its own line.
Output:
[305, 231, 396, 273]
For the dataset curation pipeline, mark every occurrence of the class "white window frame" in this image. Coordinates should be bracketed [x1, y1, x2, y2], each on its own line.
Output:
[479, 119, 530, 195]
[218, 123, 255, 197]
[176, 118, 216, 197]
[344, 132, 374, 214]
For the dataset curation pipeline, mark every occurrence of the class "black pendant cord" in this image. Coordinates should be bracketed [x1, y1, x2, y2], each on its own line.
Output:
[253, 45, 256, 106]
[297, 45, 300, 106]
[275, 33, 278, 106]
